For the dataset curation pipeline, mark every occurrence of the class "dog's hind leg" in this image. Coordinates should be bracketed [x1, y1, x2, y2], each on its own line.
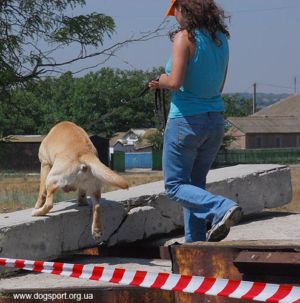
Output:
[34, 162, 51, 209]
[91, 189, 102, 242]
[32, 160, 65, 216]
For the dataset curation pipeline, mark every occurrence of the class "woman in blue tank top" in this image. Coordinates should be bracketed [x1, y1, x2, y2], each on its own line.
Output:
[149, 0, 242, 242]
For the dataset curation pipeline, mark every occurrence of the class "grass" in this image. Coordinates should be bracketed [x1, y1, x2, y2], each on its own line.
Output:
[274, 165, 300, 213]
[0, 170, 163, 213]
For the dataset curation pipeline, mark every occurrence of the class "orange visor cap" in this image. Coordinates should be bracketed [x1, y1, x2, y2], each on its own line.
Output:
[165, 0, 176, 16]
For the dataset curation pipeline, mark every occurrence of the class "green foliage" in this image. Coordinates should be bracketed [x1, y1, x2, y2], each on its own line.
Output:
[0, 66, 254, 139]
[221, 94, 253, 151]
[220, 134, 235, 151]
[0, 0, 115, 94]
[0, 0, 167, 137]
[223, 94, 252, 118]
[0, 67, 167, 137]
[144, 130, 164, 151]
[52, 13, 115, 46]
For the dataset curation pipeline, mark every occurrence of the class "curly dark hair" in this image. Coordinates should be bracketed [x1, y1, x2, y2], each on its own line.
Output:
[169, 0, 230, 46]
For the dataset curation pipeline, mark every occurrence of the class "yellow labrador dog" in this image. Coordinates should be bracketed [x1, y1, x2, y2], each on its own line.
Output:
[32, 121, 128, 241]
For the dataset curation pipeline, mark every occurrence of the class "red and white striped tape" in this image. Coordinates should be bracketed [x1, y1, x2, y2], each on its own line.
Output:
[0, 257, 299, 303]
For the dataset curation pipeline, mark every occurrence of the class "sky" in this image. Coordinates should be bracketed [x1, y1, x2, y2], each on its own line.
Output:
[61, 0, 300, 94]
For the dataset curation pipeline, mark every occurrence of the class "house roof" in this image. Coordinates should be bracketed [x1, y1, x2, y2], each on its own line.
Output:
[124, 128, 158, 138]
[109, 132, 126, 147]
[134, 129, 159, 150]
[110, 128, 157, 147]
[130, 129, 147, 136]
[227, 94, 300, 134]
[253, 93, 300, 117]
[227, 116, 300, 134]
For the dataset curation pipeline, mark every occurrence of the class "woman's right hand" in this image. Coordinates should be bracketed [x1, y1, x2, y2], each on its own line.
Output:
[148, 78, 160, 89]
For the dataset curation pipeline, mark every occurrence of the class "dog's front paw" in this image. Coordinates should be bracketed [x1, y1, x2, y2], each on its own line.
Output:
[32, 205, 52, 216]
[32, 209, 40, 216]
[78, 199, 88, 207]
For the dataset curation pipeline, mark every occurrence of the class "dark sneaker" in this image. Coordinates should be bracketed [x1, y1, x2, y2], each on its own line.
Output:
[206, 206, 243, 242]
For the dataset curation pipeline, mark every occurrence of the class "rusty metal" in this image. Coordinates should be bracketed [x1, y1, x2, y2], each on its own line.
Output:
[171, 240, 300, 303]
[234, 251, 300, 284]
[75, 247, 100, 256]
[3, 240, 300, 303]
[171, 242, 243, 303]
[74, 243, 171, 260]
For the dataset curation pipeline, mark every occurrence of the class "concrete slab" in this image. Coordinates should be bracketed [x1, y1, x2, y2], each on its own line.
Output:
[152, 212, 300, 246]
[104, 164, 292, 214]
[226, 212, 300, 241]
[1, 212, 299, 295]
[0, 164, 292, 264]
[0, 200, 126, 261]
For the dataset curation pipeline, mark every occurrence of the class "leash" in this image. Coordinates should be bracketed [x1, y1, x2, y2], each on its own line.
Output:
[154, 88, 167, 131]
[137, 79, 167, 132]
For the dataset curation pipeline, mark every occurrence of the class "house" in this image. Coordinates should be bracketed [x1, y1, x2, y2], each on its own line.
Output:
[110, 128, 158, 154]
[0, 134, 109, 171]
[109, 132, 127, 154]
[227, 94, 300, 149]
[0, 135, 44, 171]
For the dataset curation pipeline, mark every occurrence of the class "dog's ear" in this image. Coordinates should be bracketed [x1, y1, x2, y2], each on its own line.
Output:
[80, 164, 88, 172]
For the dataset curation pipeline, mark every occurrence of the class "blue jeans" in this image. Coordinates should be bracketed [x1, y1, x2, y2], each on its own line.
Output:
[163, 112, 237, 243]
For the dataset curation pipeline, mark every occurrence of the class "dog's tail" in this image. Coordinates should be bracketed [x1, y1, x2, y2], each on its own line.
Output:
[80, 153, 129, 189]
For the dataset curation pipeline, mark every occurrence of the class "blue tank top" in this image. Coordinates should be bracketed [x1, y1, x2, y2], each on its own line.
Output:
[165, 29, 229, 118]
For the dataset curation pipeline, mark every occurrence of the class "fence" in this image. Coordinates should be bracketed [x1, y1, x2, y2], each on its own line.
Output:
[111, 148, 300, 172]
[125, 152, 152, 169]
[215, 148, 300, 165]
[111, 151, 163, 171]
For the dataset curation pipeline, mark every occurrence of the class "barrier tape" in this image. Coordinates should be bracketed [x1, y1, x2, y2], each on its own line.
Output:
[0, 257, 300, 303]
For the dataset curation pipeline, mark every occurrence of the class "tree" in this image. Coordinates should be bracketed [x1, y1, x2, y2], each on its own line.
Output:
[1, 67, 169, 136]
[0, 0, 167, 97]
[223, 94, 252, 118]
[143, 130, 164, 151]
[221, 94, 252, 151]
[0, 0, 169, 136]
[0, 1, 114, 94]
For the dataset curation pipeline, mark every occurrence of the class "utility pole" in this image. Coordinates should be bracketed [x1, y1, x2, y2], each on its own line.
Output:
[295, 76, 297, 94]
[253, 82, 257, 114]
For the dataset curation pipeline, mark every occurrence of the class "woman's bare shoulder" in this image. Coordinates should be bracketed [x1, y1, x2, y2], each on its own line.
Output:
[173, 30, 191, 46]
[174, 29, 189, 40]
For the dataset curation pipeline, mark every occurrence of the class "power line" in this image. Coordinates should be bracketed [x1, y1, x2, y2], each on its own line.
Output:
[258, 82, 300, 91]
[233, 4, 300, 14]
[240, 84, 254, 93]
[235, 82, 300, 94]
[113, 16, 162, 19]
[108, 4, 300, 19]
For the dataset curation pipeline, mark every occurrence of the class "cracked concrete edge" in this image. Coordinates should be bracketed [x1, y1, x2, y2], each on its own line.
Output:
[206, 165, 292, 214]
[107, 206, 178, 246]
[105, 165, 292, 244]
[111, 165, 291, 209]
[0, 201, 128, 264]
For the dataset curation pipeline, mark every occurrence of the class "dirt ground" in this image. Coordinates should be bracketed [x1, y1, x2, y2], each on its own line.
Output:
[0, 165, 299, 214]
[281, 165, 300, 212]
